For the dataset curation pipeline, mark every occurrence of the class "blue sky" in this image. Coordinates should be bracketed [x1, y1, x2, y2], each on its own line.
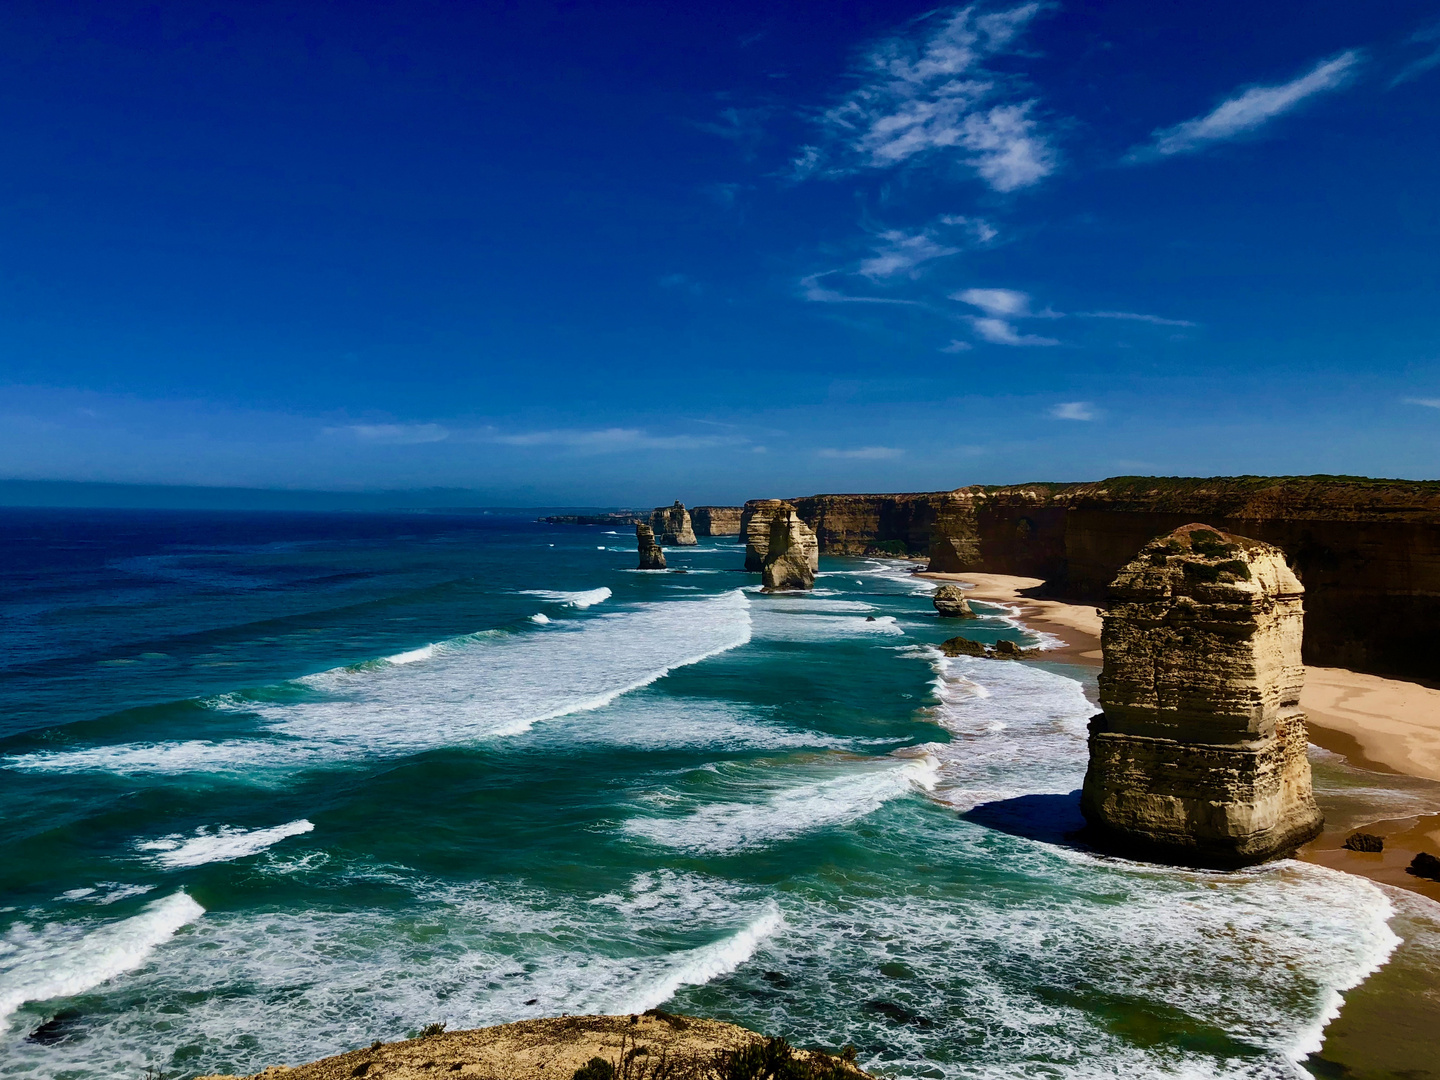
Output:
[1, 0, 1437, 505]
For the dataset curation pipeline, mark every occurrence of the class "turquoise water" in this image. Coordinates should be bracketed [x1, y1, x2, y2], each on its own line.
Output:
[0, 510, 1428, 1078]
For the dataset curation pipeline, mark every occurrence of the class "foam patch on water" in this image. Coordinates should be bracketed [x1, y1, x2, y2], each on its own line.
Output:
[519, 587, 612, 608]
[751, 610, 904, 642]
[55, 884, 156, 906]
[6, 592, 753, 774]
[0, 873, 776, 1076]
[0, 892, 203, 1031]
[623, 753, 939, 854]
[137, 820, 315, 869]
[530, 612, 551, 624]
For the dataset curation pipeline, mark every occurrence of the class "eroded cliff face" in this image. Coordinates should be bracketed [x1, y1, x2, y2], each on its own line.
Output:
[742, 499, 786, 571]
[636, 523, 666, 570]
[1080, 524, 1323, 867]
[692, 506, 742, 536]
[761, 508, 818, 591]
[651, 501, 697, 546]
[742, 476, 1440, 681]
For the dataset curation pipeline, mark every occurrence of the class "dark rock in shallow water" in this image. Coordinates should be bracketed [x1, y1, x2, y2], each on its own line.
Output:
[939, 636, 986, 657]
[761, 971, 793, 989]
[28, 1010, 82, 1044]
[931, 584, 976, 618]
[992, 639, 1023, 658]
[863, 1001, 932, 1028]
[1407, 852, 1440, 880]
[1343, 832, 1384, 852]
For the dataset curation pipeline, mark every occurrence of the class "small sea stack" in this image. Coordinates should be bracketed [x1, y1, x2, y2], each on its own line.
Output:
[932, 584, 976, 618]
[636, 523, 666, 570]
[1080, 523, 1324, 867]
[651, 501, 697, 546]
[761, 507, 819, 591]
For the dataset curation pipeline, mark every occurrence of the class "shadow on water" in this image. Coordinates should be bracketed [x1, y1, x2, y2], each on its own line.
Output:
[963, 789, 1089, 849]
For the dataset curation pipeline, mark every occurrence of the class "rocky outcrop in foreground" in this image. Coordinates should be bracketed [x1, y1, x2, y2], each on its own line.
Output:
[931, 584, 976, 618]
[1080, 524, 1324, 867]
[762, 508, 819, 591]
[199, 1012, 867, 1080]
[651, 502, 697, 546]
[636, 523, 666, 570]
[691, 506, 742, 537]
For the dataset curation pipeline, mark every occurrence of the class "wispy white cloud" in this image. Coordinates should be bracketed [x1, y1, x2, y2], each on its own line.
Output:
[802, 4, 1056, 191]
[1130, 51, 1361, 160]
[1077, 310, 1197, 327]
[940, 339, 974, 353]
[858, 229, 960, 279]
[817, 446, 904, 460]
[1392, 22, 1440, 87]
[1050, 401, 1097, 420]
[1404, 397, 1440, 409]
[324, 423, 450, 445]
[799, 272, 923, 305]
[486, 427, 737, 453]
[955, 287, 1033, 317]
[971, 317, 1059, 346]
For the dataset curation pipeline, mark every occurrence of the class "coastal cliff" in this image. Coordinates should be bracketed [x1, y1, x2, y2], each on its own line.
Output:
[691, 506, 742, 537]
[761, 508, 818, 590]
[1080, 524, 1324, 866]
[743, 476, 1440, 680]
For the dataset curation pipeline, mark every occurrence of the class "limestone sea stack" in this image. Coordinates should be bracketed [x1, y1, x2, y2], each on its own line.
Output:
[651, 501, 697, 546]
[743, 498, 786, 569]
[932, 584, 976, 618]
[761, 508, 819, 591]
[1080, 524, 1323, 866]
[636, 523, 666, 570]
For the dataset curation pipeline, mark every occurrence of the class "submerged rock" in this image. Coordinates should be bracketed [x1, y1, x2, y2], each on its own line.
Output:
[1080, 524, 1324, 867]
[636, 523, 666, 570]
[1342, 832, 1384, 852]
[939, 636, 987, 658]
[761, 508, 819, 591]
[1408, 852, 1440, 880]
[651, 502, 697, 546]
[931, 584, 976, 618]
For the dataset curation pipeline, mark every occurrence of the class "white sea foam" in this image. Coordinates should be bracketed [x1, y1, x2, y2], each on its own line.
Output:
[519, 587, 612, 608]
[56, 884, 156, 906]
[137, 821, 315, 869]
[0, 892, 204, 1030]
[624, 753, 939, 854]
[384, 644, 436, 665]
[7, 591, 753, 773]
[530, 612, 551, 624]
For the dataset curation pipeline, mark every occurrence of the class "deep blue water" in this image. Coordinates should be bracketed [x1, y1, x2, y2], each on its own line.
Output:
[0, 509, 1429, 1079]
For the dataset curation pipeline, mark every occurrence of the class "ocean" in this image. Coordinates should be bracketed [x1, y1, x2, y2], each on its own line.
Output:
[1, 508, 1436, 1079]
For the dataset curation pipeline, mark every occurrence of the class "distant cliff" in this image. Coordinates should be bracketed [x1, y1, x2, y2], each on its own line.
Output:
[743, 476, 1440, 680]
[692, 505, 742, 537]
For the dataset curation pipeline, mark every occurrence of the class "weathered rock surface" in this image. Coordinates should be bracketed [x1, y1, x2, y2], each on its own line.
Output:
[1343, 832, 1384, 852]
[937, 635, 1037, 660]
[1408, 852, 1440, 880]
[636, 523, 666, 570]
[197, 1012, 868, 1080]
[1080, 524, 1324, 867]
[931, 584, 976, 618]
[939, 636, 986, 657]
[651, 502, 697, 546]
[739, 476, 1440, 680]
[742, 499, 786, 570]
[761, 509, 818, 591]
[692, 506, 742, 537]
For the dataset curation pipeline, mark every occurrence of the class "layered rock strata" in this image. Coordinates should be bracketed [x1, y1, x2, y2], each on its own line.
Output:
[692, 505, 742, 537]
[743, 499, 786, 571]
[739, 476, 1440, 680]
[761, 508, 819, 591]
[931, 584, 976, 618]
[1080, 524, 1324, 866]
[651, 501, 697, 546]
[636, 523, 666, 570]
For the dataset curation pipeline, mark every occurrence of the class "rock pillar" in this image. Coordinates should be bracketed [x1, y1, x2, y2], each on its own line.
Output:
[636, 524, 666, 570]
[761, 509, 819, 591]
[1080, 524, 1323, 866]
[651, 502, 697, 546]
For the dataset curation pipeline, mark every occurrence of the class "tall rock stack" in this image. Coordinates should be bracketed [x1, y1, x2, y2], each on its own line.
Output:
[1081, 524, 1323, 866]
[761, 508, 819, 591]
[636, 523, 666, 570]
[743, 500, 786, 570]
[651, 502, 697, 546]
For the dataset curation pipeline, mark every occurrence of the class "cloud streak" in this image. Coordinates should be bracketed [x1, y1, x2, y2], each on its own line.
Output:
[1077, 310, 1197, 327]
[800, 4, 1056, 191]
[1129, 51, 1361, 160]
[1050, 402, 1096, 421]
[325, 423, 450, 445]
[817, 446, 904, 460]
